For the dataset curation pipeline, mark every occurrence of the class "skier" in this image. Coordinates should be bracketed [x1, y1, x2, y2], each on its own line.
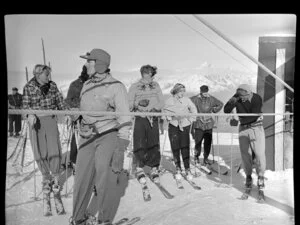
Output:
[65, 64, 90, 173]
[22, 64, 66, 216]
[70, 48, 131, 225]
[163, 83, 197, 181]
[190, 85, 223, 166]
[8, 87, 23, 137]
[128, 65, 164, 185]
[224, 84, 266, 201]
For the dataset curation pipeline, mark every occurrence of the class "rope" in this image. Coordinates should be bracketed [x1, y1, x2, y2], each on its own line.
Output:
[8, 109, 294, 117]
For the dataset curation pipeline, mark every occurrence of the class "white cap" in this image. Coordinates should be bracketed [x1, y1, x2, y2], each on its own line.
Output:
[237, 84, 252, 93]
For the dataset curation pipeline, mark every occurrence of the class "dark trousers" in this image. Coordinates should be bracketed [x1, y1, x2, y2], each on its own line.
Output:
[194, 128, 213, 160]
[168, 124, 191, 170]
[70, 132, 78, 164]
[133, 117, 161, 168]
[9, 115, 22, 134]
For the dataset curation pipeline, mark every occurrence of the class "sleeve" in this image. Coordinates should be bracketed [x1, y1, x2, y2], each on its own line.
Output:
[187, 98, 198, 122]
[127, 84, 137, 112]
[251, 94, 263, 113]
[54, 84, 67, 110]
[22, 85, 31, 110]
[114, 83, 132, 140]
[224, 95, 237, 113]
[211, 96, 224, 113]
[65, 82, 75, 108]
[162, 97, 174, 120]
[152, 83, 165, 110]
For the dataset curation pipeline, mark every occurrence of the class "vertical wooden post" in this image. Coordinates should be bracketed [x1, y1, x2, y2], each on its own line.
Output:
[274, 48, 286, 171]
[25, 67, 29, 82]
[41, 38, 46, 65]
[48, 61, 52, 81]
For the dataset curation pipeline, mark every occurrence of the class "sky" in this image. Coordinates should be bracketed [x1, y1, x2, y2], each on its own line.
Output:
[5, 14, 297, 77]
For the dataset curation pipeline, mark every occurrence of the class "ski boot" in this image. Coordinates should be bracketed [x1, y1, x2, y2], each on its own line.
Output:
[52, 176, 66, 215]
[185, 169, 193, 181]
[150, 167, 160, 183]
[136, 168, 147, 184]
[194, 154, 200, 165]
[42, 179, 52, 216]
[175, 167, 183, 180]
[257, 175, 265, 203]
[241, 175, 252, 200]
[202, 158, 212, 166]
[9, 132, 13, 137]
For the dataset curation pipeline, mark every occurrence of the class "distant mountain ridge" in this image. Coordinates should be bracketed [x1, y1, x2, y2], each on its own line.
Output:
[7, 64, 257, 103]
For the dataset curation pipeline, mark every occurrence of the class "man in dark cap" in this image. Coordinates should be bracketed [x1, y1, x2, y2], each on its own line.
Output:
[8, 87, 23, 137]
[190, 85, 223, 166]
[70, 49, 131, 225]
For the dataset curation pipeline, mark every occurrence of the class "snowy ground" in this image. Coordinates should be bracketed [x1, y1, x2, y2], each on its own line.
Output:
[6, 122, 294, 225]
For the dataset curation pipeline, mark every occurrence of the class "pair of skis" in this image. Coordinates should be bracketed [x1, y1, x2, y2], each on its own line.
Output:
[174, 172, 201, 190]
[112, 217, 141, 225]
[139, 174, 175, 201]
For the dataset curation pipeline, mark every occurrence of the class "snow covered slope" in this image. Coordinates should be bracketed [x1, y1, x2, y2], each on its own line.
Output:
[5, 123, 294, 225]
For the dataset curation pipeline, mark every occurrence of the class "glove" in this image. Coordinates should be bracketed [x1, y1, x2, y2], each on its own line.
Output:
[138, 99, 150, 107]
[78, 123, 93, 138]
[111, 138, 130, 174]
[27, 115, 37, 127]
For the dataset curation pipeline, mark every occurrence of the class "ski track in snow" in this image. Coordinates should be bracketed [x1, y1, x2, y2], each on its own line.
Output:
[6, 124, 294, 225]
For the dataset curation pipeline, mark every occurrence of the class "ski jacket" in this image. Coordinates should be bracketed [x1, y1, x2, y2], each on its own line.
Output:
[163, 96, 197, 128]
[190, 94, 223, 130]
[80, 74, 131, 140]
[128, 79, 164, 116]
[8, 93, 23, 109]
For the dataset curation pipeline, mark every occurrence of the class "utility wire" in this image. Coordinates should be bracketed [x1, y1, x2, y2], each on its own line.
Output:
[173, 15, 294, 103]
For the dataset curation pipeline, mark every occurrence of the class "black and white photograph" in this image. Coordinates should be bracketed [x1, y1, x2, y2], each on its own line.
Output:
[5, 14, 295, 225]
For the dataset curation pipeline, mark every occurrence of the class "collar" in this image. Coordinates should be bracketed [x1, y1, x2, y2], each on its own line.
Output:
[138, 79, 156, 90]
[86, 73, 109, 84]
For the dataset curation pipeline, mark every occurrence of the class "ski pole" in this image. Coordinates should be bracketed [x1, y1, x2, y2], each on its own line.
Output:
[229, 130, 234, 187]
[128, 117, 136, 174]
[20, 123, 28, 172]
[216, 117, 221, 184]
[65, 123, 73, 197]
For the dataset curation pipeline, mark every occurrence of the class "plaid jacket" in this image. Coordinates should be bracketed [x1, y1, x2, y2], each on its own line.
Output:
[22, 78, 66, 110]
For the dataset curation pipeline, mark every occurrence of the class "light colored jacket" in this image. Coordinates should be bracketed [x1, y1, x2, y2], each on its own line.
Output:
[163, 96, 197, 129]
[128, 78, 164, 115]
[80, 74, 131, 140]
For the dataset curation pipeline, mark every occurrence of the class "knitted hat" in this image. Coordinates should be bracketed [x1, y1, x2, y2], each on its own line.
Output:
[170, 83, 185, 95]
[33, 64, 51, 76]
[12, 87, 18, 91]
[237, 84, 252, 93]
[200, 85, 209, 93]
[80, 49, 110, 74]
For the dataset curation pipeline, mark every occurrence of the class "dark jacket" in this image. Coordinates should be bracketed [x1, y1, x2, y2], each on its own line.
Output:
[190, 94, 223, 130]
[65, 78, 85, 108]
[8, 93, 23, 109]
[224, 93, 262, 125]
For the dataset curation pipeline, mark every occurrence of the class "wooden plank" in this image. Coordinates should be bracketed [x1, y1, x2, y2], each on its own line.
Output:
[274, 48, 286, 171]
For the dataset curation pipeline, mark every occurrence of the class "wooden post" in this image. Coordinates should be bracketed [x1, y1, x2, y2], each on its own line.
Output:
[25, 67, 29, 82]
[274, 48, 286, 171]
[41, 38, 46, 65]
[48, 61, 52, 81]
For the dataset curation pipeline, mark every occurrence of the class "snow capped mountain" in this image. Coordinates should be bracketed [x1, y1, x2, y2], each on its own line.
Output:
[7, 64, 257, 102]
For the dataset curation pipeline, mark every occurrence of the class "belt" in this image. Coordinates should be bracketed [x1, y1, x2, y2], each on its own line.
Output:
[240, 121, 263, 129]
[78, 127, 118, 150]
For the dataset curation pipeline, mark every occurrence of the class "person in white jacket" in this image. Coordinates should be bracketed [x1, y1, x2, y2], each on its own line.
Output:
[163, 83, 197, 181]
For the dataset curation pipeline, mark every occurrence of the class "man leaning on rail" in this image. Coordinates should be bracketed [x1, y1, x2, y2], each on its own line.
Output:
[224, 84, 266, 201]
[22, 64, 66, 216]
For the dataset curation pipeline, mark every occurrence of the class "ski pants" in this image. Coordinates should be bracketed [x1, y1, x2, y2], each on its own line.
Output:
[72, 129, 118, 223]
[239, 124, 266, 177]
[168, 124, 191, 170]
[133, 116, 161, 169]
[9, 114, 22, 134]
[28, 115, 62, 179]
[194, 128, 213, 160]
